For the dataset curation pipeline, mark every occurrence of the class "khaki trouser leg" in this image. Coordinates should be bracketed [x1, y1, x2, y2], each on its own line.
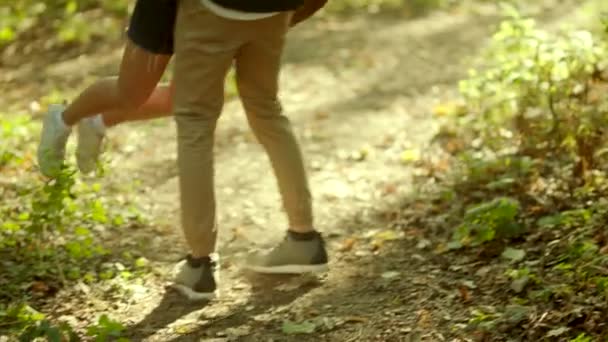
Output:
[235, 13, 314, 230]
[173, 0, 239, 257]
[174, 1, 315, 257]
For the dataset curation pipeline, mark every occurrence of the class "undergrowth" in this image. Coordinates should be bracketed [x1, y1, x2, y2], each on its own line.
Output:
[423, 5, 608, 340]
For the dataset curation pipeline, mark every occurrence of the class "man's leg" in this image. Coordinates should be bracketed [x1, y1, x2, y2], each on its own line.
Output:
[235, 13, 328, 274]
[171, 0, 239, 299]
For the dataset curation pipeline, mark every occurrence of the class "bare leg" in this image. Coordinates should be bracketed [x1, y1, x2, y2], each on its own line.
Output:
[62, 39, 171, 126]
[102, 82, 174, 127]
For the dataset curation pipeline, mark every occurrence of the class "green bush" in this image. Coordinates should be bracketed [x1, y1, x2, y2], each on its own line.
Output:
[450, 197, 522, 248]
[0, 0, 129, 47]
[1, 115, 146, 337]
[457, 5, 608, 177]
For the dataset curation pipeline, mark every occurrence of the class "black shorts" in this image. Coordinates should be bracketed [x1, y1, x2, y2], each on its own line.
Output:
[126, 0, 177, 55]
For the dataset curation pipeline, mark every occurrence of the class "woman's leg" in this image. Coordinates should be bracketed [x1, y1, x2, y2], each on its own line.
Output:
[37, 40, 171, 177]
[75, 40, 174, 173]
[102, 81, 174, 127]
[62, 40, 171, 126]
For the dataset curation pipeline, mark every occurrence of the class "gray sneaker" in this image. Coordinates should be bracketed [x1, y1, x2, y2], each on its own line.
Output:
[172, 255, 217, 301]
[37, 104, 71, 177]
[76, 116, 105, 174]
[245, 231, 329, 274]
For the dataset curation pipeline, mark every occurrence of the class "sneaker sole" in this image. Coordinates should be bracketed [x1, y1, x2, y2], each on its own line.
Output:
[171, 284, 216, 301]
[245, 263, 329, 274]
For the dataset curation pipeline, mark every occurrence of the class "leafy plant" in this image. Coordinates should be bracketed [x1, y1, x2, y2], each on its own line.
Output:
[86, 314, 129, 342]
[457, 4, 608, 178]
[430, 4, 608, 340]
[569, 333, 593, 342]
[0, 114, 147, 335]
[0, 304, 77, 341]
[0, 0, 129, 48]
[451, 197, 522, 248]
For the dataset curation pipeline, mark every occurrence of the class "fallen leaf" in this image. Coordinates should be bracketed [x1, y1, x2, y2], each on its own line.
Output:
[229, 226, 247, 243]
[374, 230, 401, 241]
[416, 309, 431, 328]
[412, 276, 427, 285]
[433, 158, 451, 172]
[401, 149, 421, 163]
[314, 111, 329, 120]
[434, 243, 449, 254]
[546, 326, 570, 337]
[501, 248, 526, 262]
[363, 229, 380, 239]
[510, 276, 529, 293]
[371, 240, 383, 252]
[382, 183, 398, 195]
[225, 325, 251, 337]
[527, 205, 545, 214]
[343, 316, 368, 324]
[281, 321, 316, 335]
[458, 286, 471, 303]
[134, 257, 149, 268]
[444, 139, 465, 154]
[381, 271, 400, 280]
[475, 266, 492, 277]
[371, 230, 402, 251]
[432, 102, 465, 116]
[317, 317, 340, 330]
[172, 322, 199, 334]
[446, 241, 462, 250]
[433, 104, 452, 116]
[504, 305, 531, 324]
[29, 281, 51, 295]
[416, 239, 431, 250]
[339, 238, 357, 252]
[461, 280, 477, 289]
[355, 250, 371, 257]
[275, 283, 300, 292]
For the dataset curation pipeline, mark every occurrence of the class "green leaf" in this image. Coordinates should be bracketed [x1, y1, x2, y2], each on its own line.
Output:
[400, 149, 420, 163]
[486, 177, 516, 190]
[45, 326, 63, 342]
[503, 305, 531, 324]
[65, 1, 78, 14]
[74, 226, 91, 236]
[0, 27, 15, 42]
[501, 248, 526, 262]
[510, 276, 529, 293]
[447, 240, 462, 250]
[134, 257, 149, 268]
[537, 214, 562, 228]
[281, 321, 317, 334]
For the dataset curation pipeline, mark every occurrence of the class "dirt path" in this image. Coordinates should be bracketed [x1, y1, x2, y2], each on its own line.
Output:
[3, 3, 585, 341]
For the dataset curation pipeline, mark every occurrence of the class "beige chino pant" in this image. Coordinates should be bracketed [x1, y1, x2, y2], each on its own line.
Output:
[173, 0, 313, 256]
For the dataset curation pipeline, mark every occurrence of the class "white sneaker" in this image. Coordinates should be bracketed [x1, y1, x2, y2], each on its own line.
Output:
[76, 115, 105, 174]
[37, 104, 71, 177]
